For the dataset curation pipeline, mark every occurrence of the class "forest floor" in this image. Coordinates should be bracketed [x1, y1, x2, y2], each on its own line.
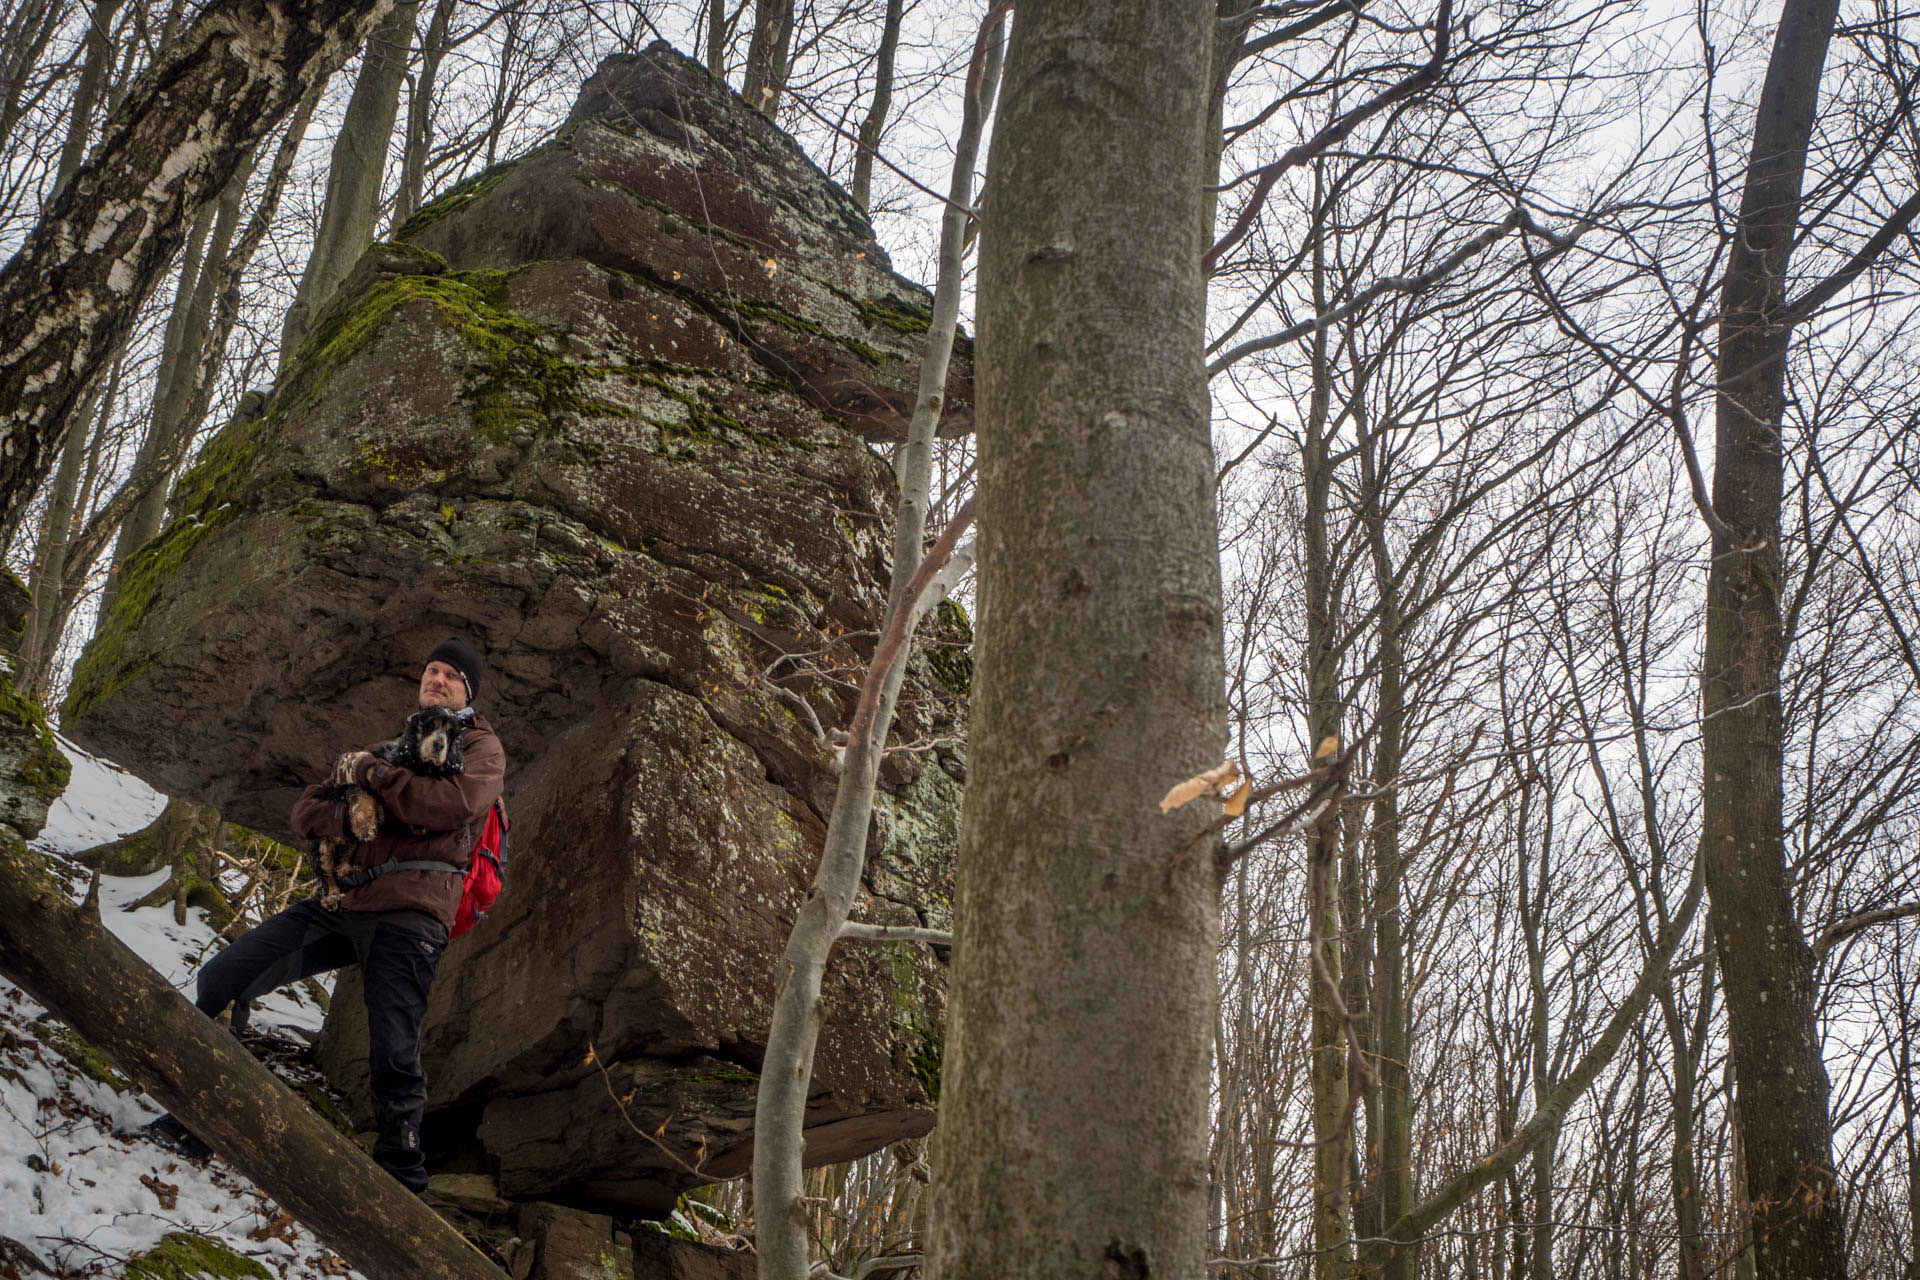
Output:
[0, 741, 360, 1280]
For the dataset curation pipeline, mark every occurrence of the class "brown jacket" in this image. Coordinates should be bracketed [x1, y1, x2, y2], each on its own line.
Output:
[290, 712, 506, 931]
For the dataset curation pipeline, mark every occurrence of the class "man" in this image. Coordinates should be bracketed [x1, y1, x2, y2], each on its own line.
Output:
[146, 638, 505, 1193]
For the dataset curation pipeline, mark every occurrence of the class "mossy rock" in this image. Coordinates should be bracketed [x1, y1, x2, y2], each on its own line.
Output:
[124, 1233, 272, 1280]
[0, 666, 69, 840]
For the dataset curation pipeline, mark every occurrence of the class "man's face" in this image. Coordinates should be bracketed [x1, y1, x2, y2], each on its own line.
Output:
[419, 660, 470, 711]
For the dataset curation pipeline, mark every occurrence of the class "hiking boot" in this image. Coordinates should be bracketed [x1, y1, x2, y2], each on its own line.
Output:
[140, 1113, 214, 1161]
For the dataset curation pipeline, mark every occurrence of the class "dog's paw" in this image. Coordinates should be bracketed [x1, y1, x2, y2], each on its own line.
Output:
[347, 790, 383, 841]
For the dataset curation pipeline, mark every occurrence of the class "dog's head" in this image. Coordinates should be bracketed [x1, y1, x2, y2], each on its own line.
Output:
[400, 705, 471, 775]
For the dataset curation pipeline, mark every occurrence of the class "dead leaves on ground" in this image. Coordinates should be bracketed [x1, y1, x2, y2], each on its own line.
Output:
[139, 1173, 178, 1211]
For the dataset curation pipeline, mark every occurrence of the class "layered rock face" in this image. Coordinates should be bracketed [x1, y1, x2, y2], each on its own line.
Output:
[63, 44, 964, 1212]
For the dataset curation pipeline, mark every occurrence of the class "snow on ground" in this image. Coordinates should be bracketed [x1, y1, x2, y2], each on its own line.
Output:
[2, 738, 359, 1278]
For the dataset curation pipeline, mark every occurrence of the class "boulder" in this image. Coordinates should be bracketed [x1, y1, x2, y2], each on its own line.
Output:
[62, 43, 964, 1213]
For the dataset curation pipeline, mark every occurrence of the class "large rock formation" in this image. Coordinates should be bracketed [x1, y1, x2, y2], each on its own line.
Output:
[63, 44, 966, 1213]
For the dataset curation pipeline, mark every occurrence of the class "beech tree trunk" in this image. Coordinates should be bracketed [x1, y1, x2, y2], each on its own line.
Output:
[1700, 0, 1849, 1275]
[0, 835, 504, 1279]
[281, 0, 420, 363]
[925, 1, 1223, 1276]
[0, 0, 398, 546]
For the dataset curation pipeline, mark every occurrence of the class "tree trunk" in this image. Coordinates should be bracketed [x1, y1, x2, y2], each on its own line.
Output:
[101, 155, 249, 615]
[741, 0, 794, 116]
[848, 0, 901, 214]
[706, 0, 730, 75]
[0, 834, 506, 1279]
[0, 0, 402, 549]
[1302, 177, 1352, 1280]
[19, 367, 118, 697]
[751, 22, 1001, 1280]
[1700, 0, 1849, 1274]
[50, 0, 127, 203]
[925, 0, 1221, 1276]
[393, 0, 455, 229]
[1358, 393, 1415, 1280]
[281, 0, 419, 364]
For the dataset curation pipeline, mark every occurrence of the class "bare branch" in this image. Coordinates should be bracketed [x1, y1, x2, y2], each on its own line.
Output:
[1203, 0, 1453, 273]
[838, 923, 953, 947]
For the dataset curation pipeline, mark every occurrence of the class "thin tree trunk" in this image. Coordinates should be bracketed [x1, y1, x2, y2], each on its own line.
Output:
[751, 19, 1002, 1280]
[741, 0, 794, 116]
[849, 0, 901, 214]
[0, 0, 403, 549]
[706, 0, 731, 75]
[0, 0, 63, 159]
[1358, 393, 1415, 1280]
[281, 0, 419, 364]
[1699, 0, 1850, 1274]
[49, 0, 126, 203]
[100, 155, 247, 614]
[20, 363, 120, 696]
[393, 0, 454, 228]
[925, 0, 1222, 1276]
[1303, 168, 1351, 1280]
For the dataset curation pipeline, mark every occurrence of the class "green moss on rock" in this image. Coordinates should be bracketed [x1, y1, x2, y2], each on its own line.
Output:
[393, 159, 521, 240]
[124, 1233, 272, 1280]
[854, 295, 933, 334]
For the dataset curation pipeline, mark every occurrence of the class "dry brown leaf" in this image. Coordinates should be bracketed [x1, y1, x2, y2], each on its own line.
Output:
[1160, 761, 1242, 813]
[140, 1173, 178, 1211]
[1223, 779, 1252, 818]
[1314, 735, 1340, 760]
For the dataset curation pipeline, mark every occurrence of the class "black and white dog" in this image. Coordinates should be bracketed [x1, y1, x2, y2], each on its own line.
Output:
[312, 706, 473, 906]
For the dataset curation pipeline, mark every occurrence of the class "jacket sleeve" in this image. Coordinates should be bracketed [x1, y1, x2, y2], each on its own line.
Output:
[290, 785, 346, 840]
[354, 728, 504, 832]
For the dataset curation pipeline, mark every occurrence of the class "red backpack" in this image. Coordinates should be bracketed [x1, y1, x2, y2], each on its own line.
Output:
[452, 797, 509, 939]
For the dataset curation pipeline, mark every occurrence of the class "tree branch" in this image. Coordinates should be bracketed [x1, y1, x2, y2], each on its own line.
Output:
[1203, 0, 1453, 273]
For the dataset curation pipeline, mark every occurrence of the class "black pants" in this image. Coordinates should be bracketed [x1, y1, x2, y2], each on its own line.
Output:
[196, 898, 447, 1192]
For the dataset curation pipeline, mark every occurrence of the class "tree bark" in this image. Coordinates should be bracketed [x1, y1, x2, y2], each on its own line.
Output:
[281, 0, 419, 364]
[1357, 387, 1415, 1280]
[0, 0, 399, 548]
[0, 834, 505, 1279]
[752, 22, 1001, 1279]
[925, 0, 1222, 1276]
[1700, 0, 1849, 1275]
[848, 0, 901, 214]
[741, 0, 794, 116]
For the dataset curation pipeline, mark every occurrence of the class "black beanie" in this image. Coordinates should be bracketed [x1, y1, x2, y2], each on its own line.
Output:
[425, 636, 484, 702]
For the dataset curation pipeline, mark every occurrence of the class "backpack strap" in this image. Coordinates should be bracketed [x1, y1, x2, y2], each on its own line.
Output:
[335, 859, 464, 888]
[335, 796, 509, 888]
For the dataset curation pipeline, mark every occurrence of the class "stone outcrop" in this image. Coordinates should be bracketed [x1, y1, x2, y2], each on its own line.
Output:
[62, 44, 965, 1213]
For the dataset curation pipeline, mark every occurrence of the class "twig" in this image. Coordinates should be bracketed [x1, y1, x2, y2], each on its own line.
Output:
[838, 922, 953, 947]
[585, 1041, 717, 1180]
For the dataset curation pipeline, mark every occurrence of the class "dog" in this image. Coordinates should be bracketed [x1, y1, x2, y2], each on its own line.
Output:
[311, 706, 473, 907]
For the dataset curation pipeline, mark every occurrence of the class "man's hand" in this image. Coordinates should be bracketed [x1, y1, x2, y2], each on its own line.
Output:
[330, 750, 379, 785]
